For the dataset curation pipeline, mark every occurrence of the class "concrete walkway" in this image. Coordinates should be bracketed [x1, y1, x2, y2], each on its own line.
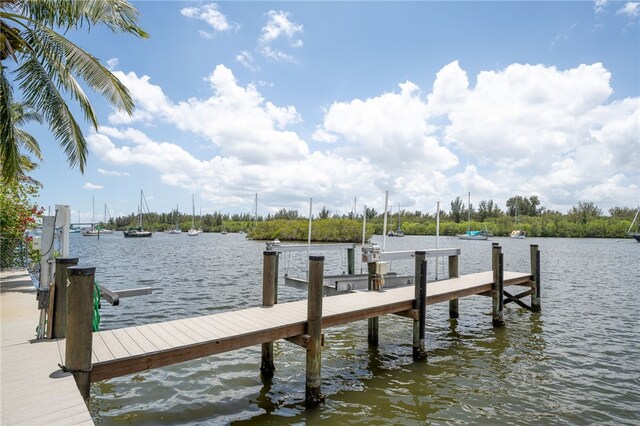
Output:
[1, 269, 93, 425]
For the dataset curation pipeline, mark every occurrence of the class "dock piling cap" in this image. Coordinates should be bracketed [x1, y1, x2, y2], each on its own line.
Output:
[309, 255, 325, 261]
[67, 266, 96, 276]
[56, 257, 79, 264]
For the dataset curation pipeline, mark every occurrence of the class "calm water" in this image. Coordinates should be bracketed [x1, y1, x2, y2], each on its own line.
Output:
[70, 233, 640, 425]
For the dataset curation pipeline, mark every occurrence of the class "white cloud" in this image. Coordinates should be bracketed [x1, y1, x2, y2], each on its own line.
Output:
[258, 10, 303, 62]
[595, 0, 609, 14]
[97, 61, 638, 214]
[109, 65, 308, 164]
[236, 51, 260, 71]
[106, 58, 118, 70]
[181, 3, 237, 35]
[315, 80, 458, 170]
[83, 183, 104, 190]
[616, 2, 640, 18]
[97, 168, 130, 177]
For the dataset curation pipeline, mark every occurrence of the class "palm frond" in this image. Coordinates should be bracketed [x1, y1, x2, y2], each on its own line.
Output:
[0, 64, 21, 182]
[17, 0, 149, 38]
[15, 55, 87, 172]
[14, 127, 42, 160]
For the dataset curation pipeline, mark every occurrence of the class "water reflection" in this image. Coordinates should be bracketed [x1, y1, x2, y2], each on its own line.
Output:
[70, 234, 639, 425]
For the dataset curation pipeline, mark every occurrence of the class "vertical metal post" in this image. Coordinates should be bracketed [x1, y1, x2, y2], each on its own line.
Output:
[48, 257, 79, 338]
[530, 245, 541, 312]
[413, 251, 428, 360]
[261, 251, 277, 378]
[448, 255, 459, 319]
[367, 262, 378, 345]
[65, 266, 95, 402]
[492, 246, 505, 327]
[306, 255, 324, 406]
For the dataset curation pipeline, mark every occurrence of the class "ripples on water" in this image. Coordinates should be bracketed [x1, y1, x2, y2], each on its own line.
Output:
[71, 234, 640, 425]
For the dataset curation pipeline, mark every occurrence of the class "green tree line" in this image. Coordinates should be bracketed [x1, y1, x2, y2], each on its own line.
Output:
[104, 197, 639, 241]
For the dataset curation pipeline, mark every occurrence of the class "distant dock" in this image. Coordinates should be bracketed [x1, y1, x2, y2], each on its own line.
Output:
[1, 244, 540, 422]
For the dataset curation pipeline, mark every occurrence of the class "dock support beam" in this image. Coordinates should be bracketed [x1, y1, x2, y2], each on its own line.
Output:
[65, 266, 95, 402]
[48, 257, 79, 338]
[306, 256, 324, 406]
[448, 255, 459, 319]
[492, 246, 505, 327]
[367, 262, 379, 345]
[261, 251, 278, 379]
[530, 245, 541, 312]
[413, 251, 428, 360]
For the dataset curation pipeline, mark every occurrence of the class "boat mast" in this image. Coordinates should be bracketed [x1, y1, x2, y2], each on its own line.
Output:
[139, 190, 143, 228]
[192, 193, 196, 229]
[467, 192, 471, 233]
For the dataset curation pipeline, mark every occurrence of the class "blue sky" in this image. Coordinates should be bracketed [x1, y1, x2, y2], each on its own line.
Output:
[26, 1, 639, 222]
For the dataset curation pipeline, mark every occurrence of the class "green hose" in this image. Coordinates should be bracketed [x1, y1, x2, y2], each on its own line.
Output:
[93, 281, 101, 332]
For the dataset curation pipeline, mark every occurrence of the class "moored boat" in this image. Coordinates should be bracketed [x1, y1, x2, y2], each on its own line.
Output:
[510, 229, 526, 239]
[457, 192, 489, 241]
[124, 190, 153, 238]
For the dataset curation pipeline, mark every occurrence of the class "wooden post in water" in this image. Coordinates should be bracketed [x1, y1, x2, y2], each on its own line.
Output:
[65, 266, 95, 402]
[367, 262, 379, 345]
[306, 255, 324, 406]
[530, 245, 541, 312]
[448, 254, 459, 319]
[413, 251, 428, 360]
[491, 246, 505, 327]
[49, 257, 79, 338]
[261, 251, 278, 379]
[347, 247, 355, 275]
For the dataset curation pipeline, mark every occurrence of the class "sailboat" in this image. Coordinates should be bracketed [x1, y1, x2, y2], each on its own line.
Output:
[628, 208, 640, 242]
[188, 194, 202, 236]
[124, 190, 153, 238]
[510, 200, 526, 239]
[387, 203, 405, 237]
[457, 192, 489, 240]
[167, 204, 182, 234]
[99, 204, 114, 234]
[82, 196, 99, 236]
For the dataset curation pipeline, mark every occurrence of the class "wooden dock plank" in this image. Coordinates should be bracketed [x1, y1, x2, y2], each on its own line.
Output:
[145, 322, 186, 348]
[165, 320, 210, 343]
[134, 324, 173, 351]
[109, 328, 145, 357]
[179, 318, 222, 340]
[99, 330, 131, 359]
[91, 331, 115, 363]
[123, 326, 159, 353]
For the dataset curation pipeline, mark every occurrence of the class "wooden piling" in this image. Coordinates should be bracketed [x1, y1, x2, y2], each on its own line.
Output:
[261, 251, 277, 379]
[448, 255, 459, 319]
[49, 257, 79, 339]
[347, 248, 355, 275]
[306, 255, 324, 406]
[65, 266, 95, 402]
[367, 262, 379, 345]
[491, 246, 505, 327]
[413, 251, 428, 360]
[530, 245, 541, 312]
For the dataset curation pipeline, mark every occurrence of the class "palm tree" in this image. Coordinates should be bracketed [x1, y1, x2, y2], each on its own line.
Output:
[6, 101, 42, 177]
[0, 0, 148, 182]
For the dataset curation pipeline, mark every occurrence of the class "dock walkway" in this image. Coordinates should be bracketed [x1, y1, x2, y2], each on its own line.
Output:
[68, 270, 532, 383]
[0, 269, 93, 425]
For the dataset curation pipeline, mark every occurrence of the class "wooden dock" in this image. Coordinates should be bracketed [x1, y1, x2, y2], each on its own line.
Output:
[76, 270, 531, 382]
[0, 269, 93, 425]
[2, 244, 541, 421]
